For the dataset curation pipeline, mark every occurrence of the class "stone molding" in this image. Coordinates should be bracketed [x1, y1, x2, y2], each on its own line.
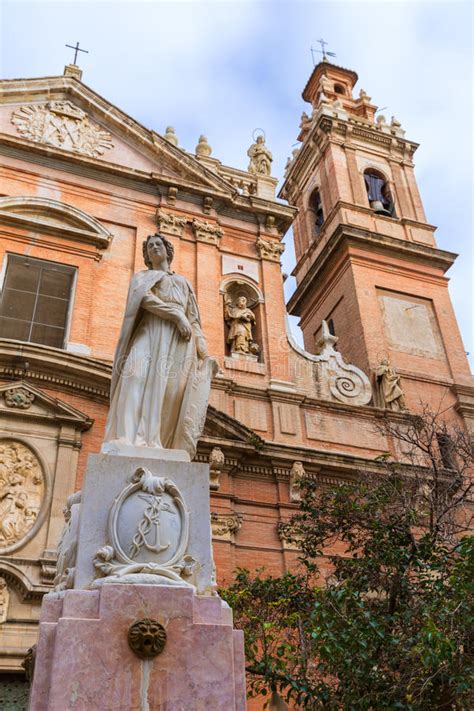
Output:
[256, 237, 285, 262]
[156, 208, 187, 236]
[11, 101, 114, 158]
[211, 512, 243, 542]
[0, 196, 113, 249]
[192, 218, 223, 245]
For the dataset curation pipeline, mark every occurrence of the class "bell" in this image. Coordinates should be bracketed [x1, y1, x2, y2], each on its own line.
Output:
[370, 200, 391, 217]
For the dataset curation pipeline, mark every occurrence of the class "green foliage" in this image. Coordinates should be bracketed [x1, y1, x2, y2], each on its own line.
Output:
[221, 411, 474, 709]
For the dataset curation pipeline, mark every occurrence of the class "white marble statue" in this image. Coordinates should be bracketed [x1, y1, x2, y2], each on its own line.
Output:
[103, 233, 217, 458]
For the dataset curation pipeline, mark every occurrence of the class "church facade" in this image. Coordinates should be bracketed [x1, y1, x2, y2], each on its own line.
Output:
[0, 59, 472, 702]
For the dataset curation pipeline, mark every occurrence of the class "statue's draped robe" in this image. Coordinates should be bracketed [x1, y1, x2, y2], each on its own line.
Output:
[104, 269, 214, 457]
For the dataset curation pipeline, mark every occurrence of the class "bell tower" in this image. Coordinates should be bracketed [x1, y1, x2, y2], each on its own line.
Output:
[282, 59, 473, 421]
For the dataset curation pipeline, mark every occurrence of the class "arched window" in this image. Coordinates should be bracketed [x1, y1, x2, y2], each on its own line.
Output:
[334, 83, 346, 95]
[364, 169, 395, 217]
[309, 189, 325, 237]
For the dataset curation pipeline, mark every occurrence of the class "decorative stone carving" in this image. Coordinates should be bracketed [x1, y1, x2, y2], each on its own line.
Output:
[3, 387, 35, 409]
[155, 208, 187, 237]
[256, 237, 285, 262]
[209, 447, 224, 490]
[247, 135, 273, 176]
[192, 218, 223, 245]
[211, 512, 243, 542]
[0, 577, 9, 624]
[22, 645, 36, 682]
[312, 321, 372, 406]
[374, 359, 407, 411]
[128, 619, 167, 659]
[203, 196, 213, 215]
[11, 102, 113, 158]
[289, 461, 305, 503]
[0, 440, 44, 552]
[225, 295, 259, 357]
[195, 135, 212, 157]
[164, 126, 178, 146]
[93, 467, 196, 586]
[167, 186, 178, 204]
[53, 491, 81, 591]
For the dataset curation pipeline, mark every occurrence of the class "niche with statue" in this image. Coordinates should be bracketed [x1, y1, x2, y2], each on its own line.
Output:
[222, 281, 263, 362]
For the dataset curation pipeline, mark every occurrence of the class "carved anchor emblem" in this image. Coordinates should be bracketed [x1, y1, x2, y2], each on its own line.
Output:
[129, 494, 175, 558]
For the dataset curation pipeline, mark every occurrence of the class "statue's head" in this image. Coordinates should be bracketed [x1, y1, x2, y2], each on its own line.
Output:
[142, 233, 174, 269]
[236, 296, 247, 308]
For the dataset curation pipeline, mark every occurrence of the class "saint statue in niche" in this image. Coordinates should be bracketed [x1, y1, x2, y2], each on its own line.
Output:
[103, 233, 217, 458]
[225, 295, 259, 356]
[374, 358, 407, 411]
[247, 135, 273, 176]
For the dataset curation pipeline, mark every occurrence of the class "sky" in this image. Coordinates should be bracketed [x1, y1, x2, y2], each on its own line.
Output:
[1, 0, 473, 368]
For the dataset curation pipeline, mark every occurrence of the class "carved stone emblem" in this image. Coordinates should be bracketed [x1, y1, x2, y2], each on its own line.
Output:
[0, 577, 9, 624]
[256, 237, 285, 262]
[209, 447, 225, 491]
[93, 467, 196, 586]
[156, 209, 187, 237]
[11, 102, 114, 158]
[211, 512, 243, 542]
[128, 619, 167, 659]
[0, 440, 44, 552]
[3, 387, 35, 409]
[192, 218, 223, 245]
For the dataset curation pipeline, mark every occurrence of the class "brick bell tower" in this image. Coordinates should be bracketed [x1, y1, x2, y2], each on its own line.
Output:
[281, 59, 474, 425]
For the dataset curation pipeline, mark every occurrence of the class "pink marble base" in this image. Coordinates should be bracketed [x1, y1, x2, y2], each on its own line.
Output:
[29, 585, 246, 710]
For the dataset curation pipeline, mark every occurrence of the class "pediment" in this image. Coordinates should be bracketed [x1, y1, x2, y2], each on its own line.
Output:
[0, 196, 113, 248]
[203, 405, 264, 446]
[0, 76, 236, 197]
[0, 381, 92, 430]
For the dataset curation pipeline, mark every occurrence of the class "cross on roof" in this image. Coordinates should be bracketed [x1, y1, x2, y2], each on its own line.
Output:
[310, 38, 337, 66]
[65, 41, 89, 65]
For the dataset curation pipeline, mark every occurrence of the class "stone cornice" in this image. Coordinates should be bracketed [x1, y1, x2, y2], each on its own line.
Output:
[0, 340, 111, 402]
[287, 224, 457, 316]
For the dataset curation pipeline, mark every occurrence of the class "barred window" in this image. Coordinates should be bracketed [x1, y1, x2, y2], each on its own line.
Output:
[0, 255, 75, 349]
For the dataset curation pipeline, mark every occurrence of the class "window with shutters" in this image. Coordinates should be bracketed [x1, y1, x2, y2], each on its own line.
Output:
[0, 254, 76, 349]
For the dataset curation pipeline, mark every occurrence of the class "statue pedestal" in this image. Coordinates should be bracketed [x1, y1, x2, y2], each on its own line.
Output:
[29, 452, 247, 709]
[29, 585, 246, 710]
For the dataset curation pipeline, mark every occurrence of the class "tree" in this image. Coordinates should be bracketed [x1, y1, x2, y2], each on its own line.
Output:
[222, 408, 474, 709]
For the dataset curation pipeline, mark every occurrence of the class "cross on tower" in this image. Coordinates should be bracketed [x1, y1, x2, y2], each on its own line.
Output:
[65, 41, 89, 65]
[310, 38, 337, 66]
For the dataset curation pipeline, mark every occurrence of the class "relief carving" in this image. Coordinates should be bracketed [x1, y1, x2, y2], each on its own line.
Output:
[0, 440, 44, 552]
[156, 209, 187, 237]
[256, 237, 285, 262]
[11, 101, 113, 158]
[3, 387, 35, 409]
[128, 619, 167, 659]
[211, 512, 243, 541]
[93, 467, 196, 587]
[0, 577, 9, 624]
[192, 218, 223, 245]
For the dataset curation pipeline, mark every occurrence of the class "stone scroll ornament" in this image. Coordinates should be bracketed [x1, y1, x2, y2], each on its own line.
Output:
[93, 467, 196, 587]
[313, 321, 372, 405]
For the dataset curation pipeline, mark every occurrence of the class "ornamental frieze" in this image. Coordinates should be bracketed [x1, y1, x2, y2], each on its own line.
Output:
[11, 101, 114, 158]
[0, 440, 45, 552]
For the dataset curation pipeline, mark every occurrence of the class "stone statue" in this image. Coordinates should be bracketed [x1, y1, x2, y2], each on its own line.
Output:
[224, 295, 258, 355]
[247, 135, 272, 176]
[103, 233, 218, 458]
[0, 577, 9, 624]
[374, 359, 407, 411]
